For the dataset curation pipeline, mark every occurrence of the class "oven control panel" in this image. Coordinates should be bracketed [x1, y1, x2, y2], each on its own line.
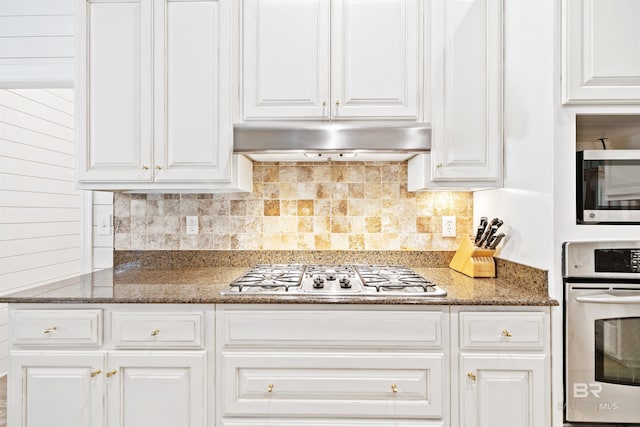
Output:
[595, 249, 640, 273]
[564, 241, 640, 279]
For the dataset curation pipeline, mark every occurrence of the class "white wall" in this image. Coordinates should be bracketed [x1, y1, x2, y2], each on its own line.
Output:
[473, 0, 555, 271]
[0, 88, 80, 373]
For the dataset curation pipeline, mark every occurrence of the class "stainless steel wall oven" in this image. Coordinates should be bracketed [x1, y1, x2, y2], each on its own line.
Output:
[564, 240, 640, 424]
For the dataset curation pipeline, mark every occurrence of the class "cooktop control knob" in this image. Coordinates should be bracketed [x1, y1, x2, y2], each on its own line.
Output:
[313, 276, 325, 288]
[339, 276, 352, 288]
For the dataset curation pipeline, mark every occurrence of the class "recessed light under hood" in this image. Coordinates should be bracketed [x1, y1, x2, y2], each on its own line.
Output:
[233, 122, 431, 162]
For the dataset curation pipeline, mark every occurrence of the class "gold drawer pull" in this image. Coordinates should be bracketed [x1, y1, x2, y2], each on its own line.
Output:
[151, 329, 160, 336]
[155, 165, 162, 170]
[467, 371, 477, 381]
[391, 384, 398, 393]
[91, 369, 101, 378]
[141, 165, 149, 170]
[42, 326, 57, 335]
[501, 329, 513, 337]
[267, 383, 274, 393]
[106, 370, 117, 378]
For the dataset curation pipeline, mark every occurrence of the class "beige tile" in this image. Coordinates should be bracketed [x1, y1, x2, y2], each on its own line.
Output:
[314, 234, 331, 250]
[330, 233, 349, 250]
[281, 200, 298, 216]
[298, 200, 314, 216]
[263, 200, 280, 216]
[331, 217, 348, 233]
[349, 234, 365, 250]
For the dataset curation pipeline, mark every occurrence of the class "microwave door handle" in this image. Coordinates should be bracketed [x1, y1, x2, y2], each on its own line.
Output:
[576, 293, 640, 304]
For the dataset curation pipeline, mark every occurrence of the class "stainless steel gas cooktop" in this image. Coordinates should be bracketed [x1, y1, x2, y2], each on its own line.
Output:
[220, 264, 447, 297]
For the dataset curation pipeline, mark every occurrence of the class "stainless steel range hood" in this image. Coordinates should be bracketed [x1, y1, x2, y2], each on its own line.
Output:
[233, 122, 431, 162]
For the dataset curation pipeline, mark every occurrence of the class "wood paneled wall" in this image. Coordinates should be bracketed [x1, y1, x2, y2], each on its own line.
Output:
[0, 88, 80, 373]
[0, 0, 74, 87]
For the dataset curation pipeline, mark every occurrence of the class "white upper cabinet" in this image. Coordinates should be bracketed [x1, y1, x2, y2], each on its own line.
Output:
[408, 0, 503, 190]
[76, 0, 153, 184]
[243, 0, 330, 119]
[76, 0, 252, 191]
[242, 0, 422, 121]
[563, 0, 640, 104]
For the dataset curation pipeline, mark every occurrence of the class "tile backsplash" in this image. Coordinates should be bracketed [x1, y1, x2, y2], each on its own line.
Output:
[114, 162, 473, 251]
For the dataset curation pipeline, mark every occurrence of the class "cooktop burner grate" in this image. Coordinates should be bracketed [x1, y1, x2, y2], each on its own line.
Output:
[222, 264, 446, 297]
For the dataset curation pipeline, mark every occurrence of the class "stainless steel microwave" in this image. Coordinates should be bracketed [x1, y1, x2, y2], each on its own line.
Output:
[577, 150, 640, 224]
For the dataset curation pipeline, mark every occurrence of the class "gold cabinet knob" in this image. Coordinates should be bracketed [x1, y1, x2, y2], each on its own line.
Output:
[436, 163, 443, 169]
[501, 329, 513, 337]
[155, 165, 162, 170]
[267, 383, 274, 393]
[42, 326, 57, 334]
[322, 101, 327, 107]
[141, 165, 149, 170]
[106, 369, 117, 378]
[391, 384, 398, 393]
[467, 371, 477, 381]
[151, 329, 160, 336]
[91, 369, 102, 378]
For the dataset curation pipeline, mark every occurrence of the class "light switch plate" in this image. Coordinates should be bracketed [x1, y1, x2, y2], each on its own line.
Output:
[97, 215, 112, 236]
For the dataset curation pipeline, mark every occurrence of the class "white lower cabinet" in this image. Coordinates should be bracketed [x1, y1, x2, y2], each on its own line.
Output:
[459, 354, 547, 427]
[10, 352, 105, 427]
[8, 303, 552, 427]
[451, 308, 551, 427]
[8, 305, 213, 427]
[217, 305, 449, 426]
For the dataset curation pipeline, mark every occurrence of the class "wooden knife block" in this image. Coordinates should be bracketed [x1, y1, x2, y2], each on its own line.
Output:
[449, 235, 496, 278]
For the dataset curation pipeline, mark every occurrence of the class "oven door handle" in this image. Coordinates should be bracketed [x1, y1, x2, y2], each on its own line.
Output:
[576, 293, 640, 304]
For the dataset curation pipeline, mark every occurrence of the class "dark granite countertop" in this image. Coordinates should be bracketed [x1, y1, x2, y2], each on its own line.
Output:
[0, 260, 558, 306]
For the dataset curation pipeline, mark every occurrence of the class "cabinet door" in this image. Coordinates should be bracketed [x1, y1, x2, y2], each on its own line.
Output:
[9, 352, 105, 427]
[153, 0, 233, 182]
[428, 0, 502, 184]
[459, 354, 547, 427]
[331, 0, 420, 119]
[106, 351, 206, 427]
[76, 0, 153, 182]
[243, 0, 331, 120]
[564, 0, 640, 104]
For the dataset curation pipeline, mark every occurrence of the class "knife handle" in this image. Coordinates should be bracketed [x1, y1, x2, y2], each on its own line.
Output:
[488, 233, 505, 249]
[474, 217, 489, 245]
[482, 225, 499, 248]
[474, 225, 485, 245]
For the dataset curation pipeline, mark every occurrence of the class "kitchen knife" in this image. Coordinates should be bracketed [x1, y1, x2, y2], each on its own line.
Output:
[474, 217, 489, 245]
[477, 217, 500, 247]
[483, 225, 500, 248]
[483, 219, 504, 247]
[488, 233, 505, 249]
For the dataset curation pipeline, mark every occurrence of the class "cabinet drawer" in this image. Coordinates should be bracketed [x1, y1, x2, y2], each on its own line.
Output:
[219, 309, 444, 349]
[11, 310, 102, 347]
[221, 352, 444, 419]
[459, 312, 546, 350]
[111, 312, 204, 348]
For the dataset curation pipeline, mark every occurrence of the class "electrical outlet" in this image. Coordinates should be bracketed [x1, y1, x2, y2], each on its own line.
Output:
[97, 215, 112, 236]
[186, 216, 199, 235]
[442, 216, 456, 237]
